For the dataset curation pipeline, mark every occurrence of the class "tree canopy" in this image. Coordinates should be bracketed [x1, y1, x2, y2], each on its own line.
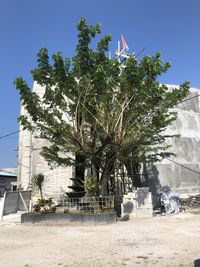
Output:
[15, 18, 190, 196]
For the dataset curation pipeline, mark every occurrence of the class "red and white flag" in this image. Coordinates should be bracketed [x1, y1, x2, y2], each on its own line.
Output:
[121, 34, 129, 50]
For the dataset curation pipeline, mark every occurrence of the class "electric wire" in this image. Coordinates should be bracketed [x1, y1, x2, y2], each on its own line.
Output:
[177, 94, 200, 105]
[166, 158, 200, 175]
[0, 130, 21, 140]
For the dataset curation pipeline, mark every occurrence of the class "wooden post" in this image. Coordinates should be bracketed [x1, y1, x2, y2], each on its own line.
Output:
[19, 192, 28, 212]
[29, 199, 32, 212]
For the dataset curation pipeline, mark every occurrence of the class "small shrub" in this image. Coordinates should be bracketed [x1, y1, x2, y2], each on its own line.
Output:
[84, 175, 98, 194]
[31, 173, 46, 200]
[33, 198, 56, 213]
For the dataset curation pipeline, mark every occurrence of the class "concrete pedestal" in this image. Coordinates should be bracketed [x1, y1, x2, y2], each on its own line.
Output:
[121, 187, 153, 219]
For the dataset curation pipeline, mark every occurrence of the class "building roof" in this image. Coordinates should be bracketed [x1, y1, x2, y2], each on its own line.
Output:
[0, 171, 17, 177]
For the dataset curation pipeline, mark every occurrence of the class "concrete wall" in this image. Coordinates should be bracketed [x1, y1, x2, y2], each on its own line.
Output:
[146, 85, 200, 194]
[21, 212, 117, 225]
[17, 82, 73, 199]
[17, 104, 32, 190]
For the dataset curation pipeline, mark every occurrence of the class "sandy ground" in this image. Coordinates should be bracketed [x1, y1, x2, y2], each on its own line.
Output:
[0, 213, 200, 267]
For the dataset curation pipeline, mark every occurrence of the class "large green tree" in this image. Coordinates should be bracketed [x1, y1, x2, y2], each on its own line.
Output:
[15, 18, 189, 196]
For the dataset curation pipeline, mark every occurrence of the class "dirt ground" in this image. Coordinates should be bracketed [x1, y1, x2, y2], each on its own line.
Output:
[0, 212, 200, 267]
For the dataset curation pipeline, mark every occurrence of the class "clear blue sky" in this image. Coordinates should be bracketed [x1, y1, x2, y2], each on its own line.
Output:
[0, 0, 200, 167]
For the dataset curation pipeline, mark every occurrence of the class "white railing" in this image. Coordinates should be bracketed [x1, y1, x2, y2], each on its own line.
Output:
[59, 196, 115, 214]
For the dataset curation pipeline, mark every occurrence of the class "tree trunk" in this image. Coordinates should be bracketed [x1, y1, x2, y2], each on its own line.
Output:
[91, 161, 99, 196]
[75, 154, 85, 179]
[125, 161, 142, 188]
[39, 188, 43, 200]
[101, 171, 108, 196]
[100, 153, 116, 196]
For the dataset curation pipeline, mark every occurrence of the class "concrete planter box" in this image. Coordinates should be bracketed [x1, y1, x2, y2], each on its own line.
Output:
[21, 212, 117, 225]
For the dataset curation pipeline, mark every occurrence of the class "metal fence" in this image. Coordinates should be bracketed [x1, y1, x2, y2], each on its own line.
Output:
[59, 196, 115, 214]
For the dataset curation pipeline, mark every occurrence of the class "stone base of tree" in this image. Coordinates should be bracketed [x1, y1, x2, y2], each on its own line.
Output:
[21, 211, 117, 225]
